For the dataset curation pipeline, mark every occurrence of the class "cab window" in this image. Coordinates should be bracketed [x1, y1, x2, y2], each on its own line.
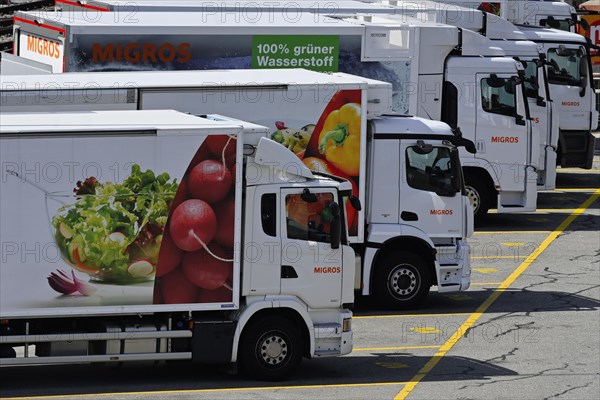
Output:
[261, 193, 277, 237]
[481, 77, 516, 117]
[285, 192, 334, 243]
[523, 60, 539, 99]
[406, 146, 457, 196]
[547, 47, 583, 85]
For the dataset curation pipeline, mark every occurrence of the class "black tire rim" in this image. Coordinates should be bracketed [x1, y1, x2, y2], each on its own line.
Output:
[256, 331, 290, 368]
[387, 264, 421, 300]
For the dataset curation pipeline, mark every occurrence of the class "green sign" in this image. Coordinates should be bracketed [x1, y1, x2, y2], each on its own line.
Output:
[252, 35, 339, 72]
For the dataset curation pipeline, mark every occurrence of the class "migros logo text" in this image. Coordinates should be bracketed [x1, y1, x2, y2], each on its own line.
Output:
[561, 101, 580, 107]
[314, 267, 341, 274]
[92, 43, 192, 64]
[491, 136, 519, 143]
[26, 35, 60, 59]
[430, 209, 453, 215]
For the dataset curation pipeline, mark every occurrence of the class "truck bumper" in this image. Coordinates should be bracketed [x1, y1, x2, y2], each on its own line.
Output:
[313, 309, 353, 358]
[436, 239, 471, 293]
[558, 130, 595, 169]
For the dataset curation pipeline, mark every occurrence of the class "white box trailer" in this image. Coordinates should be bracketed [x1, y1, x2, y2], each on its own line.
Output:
[0, 109, 355, 380]
[10, 9, 535, 221]
[0, 68, 473, 309]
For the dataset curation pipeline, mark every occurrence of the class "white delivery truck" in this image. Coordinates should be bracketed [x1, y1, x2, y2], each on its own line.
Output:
[368, 1, 558, 189]
[0, 109, 355, 380]
[395, 0, 598, 169]
[0, 68, 473, 309]
[10, 10, 534, 220]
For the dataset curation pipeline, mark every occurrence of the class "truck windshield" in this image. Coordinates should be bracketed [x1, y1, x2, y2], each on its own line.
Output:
[547, 46, 583, 86]
[406, 146, 459, 196]
[285, 192, 335, 243]
[481, 77, 516, 117]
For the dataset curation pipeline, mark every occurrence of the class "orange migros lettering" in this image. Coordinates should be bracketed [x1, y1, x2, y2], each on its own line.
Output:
[561, 101, 580, 107]
[491, 136, 519, 143]
[430, 209, 453, 215]
[92, 42, 192, 64]
[314, 267, 341, 274]
[26, 35, 60, 59]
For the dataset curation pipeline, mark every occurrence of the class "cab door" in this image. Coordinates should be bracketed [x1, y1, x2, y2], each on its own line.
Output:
[399, 141, 464, 239]
[280, 188, 344, 309]
[476, 73, 532, 196]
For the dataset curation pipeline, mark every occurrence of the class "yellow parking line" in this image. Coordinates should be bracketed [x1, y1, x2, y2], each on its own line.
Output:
[553, 188, 599, 192]
[472, 255, 526, 259]
[558, 169, 600, 173]
[394, 189, 600, 400]
[354, 345, 440, 351]
[354, 313, 471, 319]
[474, 231, 549, 235]
[5, 381, 412, 400]
[489, 208, 590, 213]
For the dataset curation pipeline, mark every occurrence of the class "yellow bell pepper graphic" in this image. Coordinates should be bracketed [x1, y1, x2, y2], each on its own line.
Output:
[317, 102, 361, 176]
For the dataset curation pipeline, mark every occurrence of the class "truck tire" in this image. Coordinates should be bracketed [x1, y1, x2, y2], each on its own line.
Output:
[0, 345, 16, 358]
[374, 251, 431, 309]
[464, 174, 491, 221]
[239, 315, 303, 381]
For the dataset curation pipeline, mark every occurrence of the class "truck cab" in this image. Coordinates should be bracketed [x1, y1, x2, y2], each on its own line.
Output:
[517, 24, 598, 168]
[362, 115, 472, 308]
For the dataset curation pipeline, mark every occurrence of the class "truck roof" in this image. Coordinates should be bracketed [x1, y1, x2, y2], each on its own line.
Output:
[0, 68, 370, 91]
[18, 10, 360, 32]
[0, 110, 243, 134]
[515, 25, 587, 44]
[55, 0, 399, 13]
[489, 40, 542, 57]
[371, 114, 454, 136]
[446, 55, 523, 73]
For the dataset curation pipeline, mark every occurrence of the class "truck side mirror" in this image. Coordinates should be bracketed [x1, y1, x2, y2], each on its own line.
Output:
[329, 202, 341, 249]
[301, 188, 317, 203]
[349, 195, 362, 211]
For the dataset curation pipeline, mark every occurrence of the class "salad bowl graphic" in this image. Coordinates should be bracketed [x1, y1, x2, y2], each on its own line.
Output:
[43, 165, 179, 285]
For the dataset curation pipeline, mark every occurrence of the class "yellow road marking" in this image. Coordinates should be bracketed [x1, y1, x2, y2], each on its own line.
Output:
[394, 189, 600, 400]
[472, 255, 526, 259]
[5, 381, 413, 400]
[489, 208, 595, 213]
[354, 345, 440, 351]
[472, 268, 498, 273]
[473, 231, 549, 235]
[410, 327, 441, 334]
[354, 313, 471, 319]
[557, 169, 600, 173]
[556, 188, 600, 192]
[501, 242, 525, 247]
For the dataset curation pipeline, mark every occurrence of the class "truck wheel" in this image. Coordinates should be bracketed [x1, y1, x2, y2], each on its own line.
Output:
[0, 345, 16, 358]
[464, 174, 491, 221]
[239, 315, 303, 381]
[374, 251, 431, 309]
